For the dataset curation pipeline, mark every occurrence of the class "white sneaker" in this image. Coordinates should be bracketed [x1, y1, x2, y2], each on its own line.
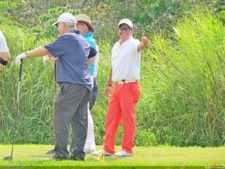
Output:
[92, 149, 113, 156]
[84, 147, 96, 153]
[115, 150, 133, 157]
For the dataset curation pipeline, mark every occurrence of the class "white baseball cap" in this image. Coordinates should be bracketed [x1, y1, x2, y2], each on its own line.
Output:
[117, 18, 133, 29]
[53, 13, 76, 26]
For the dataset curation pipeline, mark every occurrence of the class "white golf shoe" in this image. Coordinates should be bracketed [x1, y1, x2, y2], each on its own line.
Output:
[92, 149, 113, 156]
[115, 150, 133, 157]
[84, 147, 96, 153]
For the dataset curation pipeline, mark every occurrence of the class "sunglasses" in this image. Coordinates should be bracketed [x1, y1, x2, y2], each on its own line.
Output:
[118, 27, 132, 31]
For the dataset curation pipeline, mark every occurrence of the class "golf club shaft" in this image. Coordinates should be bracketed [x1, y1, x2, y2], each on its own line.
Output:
[16, 60, 23, 104]
[10, 59, 23, 160]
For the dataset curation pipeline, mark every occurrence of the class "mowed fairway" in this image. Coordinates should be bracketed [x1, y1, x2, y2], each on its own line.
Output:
[0, 145, 225, 168]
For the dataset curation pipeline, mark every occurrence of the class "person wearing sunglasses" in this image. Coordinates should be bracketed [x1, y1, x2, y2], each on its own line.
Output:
[94, 18, 148, 157]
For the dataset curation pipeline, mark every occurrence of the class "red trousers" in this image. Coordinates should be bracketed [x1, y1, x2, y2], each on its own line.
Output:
[103, 81, 140, 154]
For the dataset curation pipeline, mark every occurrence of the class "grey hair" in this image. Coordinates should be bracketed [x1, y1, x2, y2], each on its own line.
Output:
[66, 22, 76, 30]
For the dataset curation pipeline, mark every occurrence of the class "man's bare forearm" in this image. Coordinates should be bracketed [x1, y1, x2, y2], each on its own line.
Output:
[1, 52, 11, 61]
[26, 46, 50, 57]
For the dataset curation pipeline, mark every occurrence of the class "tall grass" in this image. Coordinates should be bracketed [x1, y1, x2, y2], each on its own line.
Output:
[0, 8, 225, 146]
[0, 22, 55, 144]
[139, 8, 225, 146]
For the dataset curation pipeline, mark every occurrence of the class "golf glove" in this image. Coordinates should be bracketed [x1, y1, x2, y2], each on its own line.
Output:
[15, 53, 27, 65]
[42, 55, 49, 64]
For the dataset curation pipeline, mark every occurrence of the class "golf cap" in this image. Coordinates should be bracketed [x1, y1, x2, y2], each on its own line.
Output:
[75, 14, 94, 32]
[53, 13, 76, 26]
[117, 18, 133, 29]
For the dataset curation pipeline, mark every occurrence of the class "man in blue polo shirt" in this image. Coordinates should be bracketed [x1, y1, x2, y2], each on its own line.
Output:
[15, 13, 97, 161]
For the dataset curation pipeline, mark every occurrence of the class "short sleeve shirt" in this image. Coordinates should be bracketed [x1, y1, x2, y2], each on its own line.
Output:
[0, 31, 9, 52]
[45, 32, 93, 91]
[83, 32, 98, 76]
[111, 36, 141, 81]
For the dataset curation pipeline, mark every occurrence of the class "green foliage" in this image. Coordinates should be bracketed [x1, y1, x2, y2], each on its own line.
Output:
[135, 130, 157, 146]
[0, 0, 17, 14]
[81, 0, 222, 41]
[144, 8, 225, 146]
[0, 22, 54, 144]
[39, 6, 80, 37]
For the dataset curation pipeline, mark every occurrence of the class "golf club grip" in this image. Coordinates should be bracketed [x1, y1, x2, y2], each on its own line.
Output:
[19, 59, 23, 81]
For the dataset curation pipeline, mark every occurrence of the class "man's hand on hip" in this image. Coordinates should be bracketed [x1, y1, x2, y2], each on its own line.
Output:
[0, 64, 3, 70]
[105, 85, 112, 97]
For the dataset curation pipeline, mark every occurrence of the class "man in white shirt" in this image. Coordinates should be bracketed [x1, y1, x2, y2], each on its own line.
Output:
[94, 19, 148, 157]
[0, 31, 11, 70]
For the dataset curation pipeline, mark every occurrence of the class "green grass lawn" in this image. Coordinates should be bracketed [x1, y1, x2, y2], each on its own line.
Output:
[0, 145, 225, 168]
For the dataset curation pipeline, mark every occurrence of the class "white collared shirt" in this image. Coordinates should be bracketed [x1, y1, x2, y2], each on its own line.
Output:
[0, 31, 9, 52]
[111, 36, 141, 81]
